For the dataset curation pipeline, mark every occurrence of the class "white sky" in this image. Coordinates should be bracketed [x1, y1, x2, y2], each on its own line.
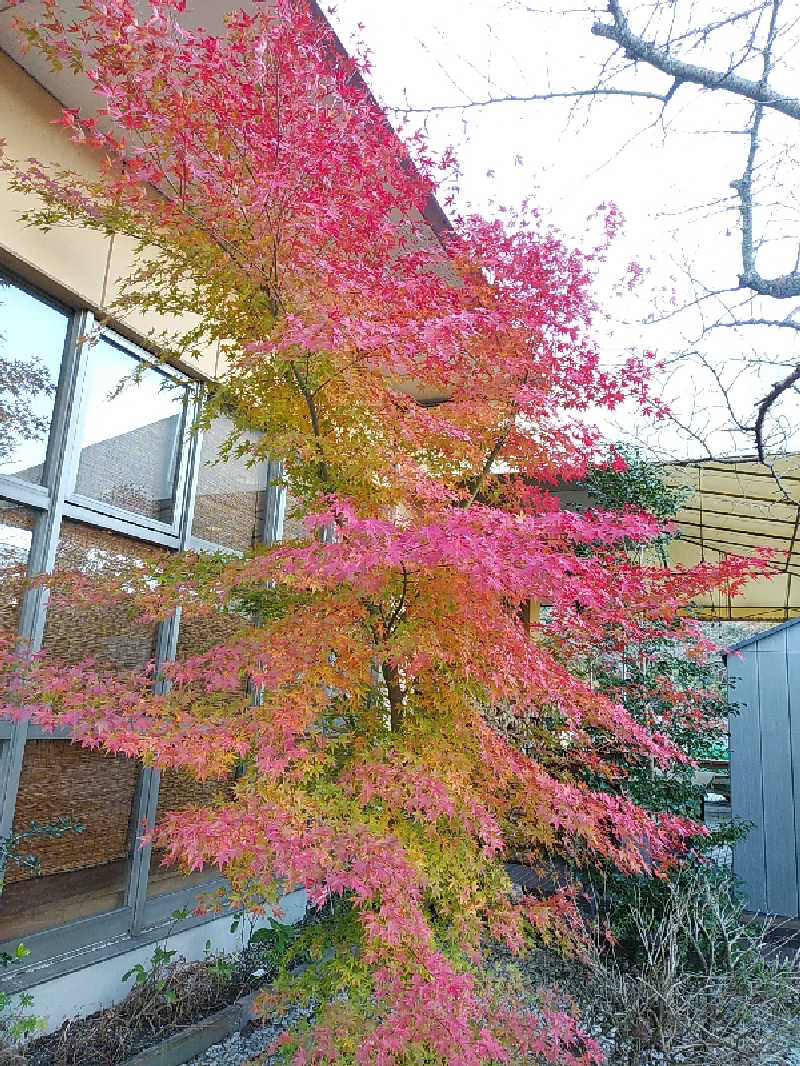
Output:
[330, 1, 800, 461]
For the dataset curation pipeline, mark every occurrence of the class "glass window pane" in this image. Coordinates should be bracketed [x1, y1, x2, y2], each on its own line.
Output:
[73, 337, 186, 523]
[0, 522, 172, 937]
[0, 740, 138, 939]
[282, 488, 308, 542]
[147, 767, 234, 898]
[0, 499, 35, 635]
[0, 278, 67, 483]
[42, 520, 165, 669]
[145, 609, 246, 897]
[191, 416, 268, 551]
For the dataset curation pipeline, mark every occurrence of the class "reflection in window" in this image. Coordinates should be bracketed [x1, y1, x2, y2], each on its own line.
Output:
[42, 520, 164, 669]
[0, 499, 35, 634]
[0, 740, 138, 939]
[191, 417, 268, 551]
[282, 488, 309, 542]
[147, 767, 235, 898]
[73, 337, 186, 522]
[145, 607, 248, 897]
[0, 278, 66, 483]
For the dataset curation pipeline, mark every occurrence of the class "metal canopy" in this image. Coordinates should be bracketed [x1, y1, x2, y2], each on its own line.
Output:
[662, 456, 800, 621]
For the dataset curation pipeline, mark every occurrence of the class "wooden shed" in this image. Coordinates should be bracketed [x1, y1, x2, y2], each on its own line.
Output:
[726, 617, 800, 917]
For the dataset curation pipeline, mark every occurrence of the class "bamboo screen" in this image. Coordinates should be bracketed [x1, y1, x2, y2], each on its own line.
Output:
[3, 740, 138, 938]
[42, 519, 166, 668]
[8, 740, 137, 883]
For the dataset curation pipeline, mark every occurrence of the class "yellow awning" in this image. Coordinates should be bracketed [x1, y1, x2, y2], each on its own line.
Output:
[662, 457, 800, 621]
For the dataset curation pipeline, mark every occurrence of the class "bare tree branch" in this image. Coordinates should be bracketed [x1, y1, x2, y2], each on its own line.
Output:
[754, 363, 800, 461]
[387, 86, 670, 114]
[592, 0, 800, 121]
[370, 0, 800, 467]
[715, 317, 800, 331]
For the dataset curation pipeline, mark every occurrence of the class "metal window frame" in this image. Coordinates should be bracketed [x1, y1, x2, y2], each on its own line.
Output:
[263, 459, 287, 547]
[61, 328, 194, 538]
[0, 478, 49, 511]
[0, 271, 287, 982]
[0, 267, 72, 501]
[0, 307, 92, 843]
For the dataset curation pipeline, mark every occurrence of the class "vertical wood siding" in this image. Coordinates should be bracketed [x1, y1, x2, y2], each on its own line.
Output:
[729, 622, 800, 916]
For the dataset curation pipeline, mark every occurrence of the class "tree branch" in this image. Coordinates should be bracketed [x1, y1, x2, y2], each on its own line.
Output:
[290, 359, 331, 485]
[753, 362, 800, 462]
[725, 0, 800, 299]
[387, 86, 670, 114]
[715, 316, 800, 332]
[592, 0, 800, 121]
[465, 426, 513, 507]
[381, 660, 405, 733]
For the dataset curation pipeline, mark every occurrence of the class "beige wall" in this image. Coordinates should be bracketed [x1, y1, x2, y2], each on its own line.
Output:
[0, 51, 220, 379]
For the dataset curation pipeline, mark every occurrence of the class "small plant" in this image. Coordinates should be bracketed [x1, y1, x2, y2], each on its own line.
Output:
[249, 915, 297, 958]
[122, 944, 179, 1009]
[0, 944, 45, 1050]
[121, 906, 193, 1011]
[203, 939, 233, 983]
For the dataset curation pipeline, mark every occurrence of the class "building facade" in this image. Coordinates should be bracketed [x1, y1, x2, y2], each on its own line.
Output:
[0, 40, 305, 1029]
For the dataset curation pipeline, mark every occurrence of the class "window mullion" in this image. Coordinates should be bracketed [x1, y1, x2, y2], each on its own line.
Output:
[128, 387, 202, 927]
[0, 309, 92, 844]
[177, 385, 204, 549]
[127, 609, 181, 932]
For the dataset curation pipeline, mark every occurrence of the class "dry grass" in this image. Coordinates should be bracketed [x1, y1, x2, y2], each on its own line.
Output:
[491, 868, 800, 1066]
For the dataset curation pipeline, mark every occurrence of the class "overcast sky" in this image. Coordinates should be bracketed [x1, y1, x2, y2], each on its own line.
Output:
[329, 1, 800, 461]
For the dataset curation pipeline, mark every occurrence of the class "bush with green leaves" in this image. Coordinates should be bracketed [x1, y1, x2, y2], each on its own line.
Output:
[573, 448, 751, 959]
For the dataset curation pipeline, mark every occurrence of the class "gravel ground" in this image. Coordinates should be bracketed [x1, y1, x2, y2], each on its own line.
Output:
[185, 1003, 800, 1066]
[185, 1004, 314, 1066]
[184, 924, 800, 1066]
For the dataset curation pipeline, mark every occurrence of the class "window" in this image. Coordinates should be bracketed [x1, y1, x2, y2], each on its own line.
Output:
[191, 415, 268, 551]
[0, 268, 284, 962]
[72, 336, 187, 524]
[0, 278, 67, 484]
[0, 500, 35, 633]
[42, 521, 164, 668]
[0, 741, 138, 940]
[147, 768, 235, 898]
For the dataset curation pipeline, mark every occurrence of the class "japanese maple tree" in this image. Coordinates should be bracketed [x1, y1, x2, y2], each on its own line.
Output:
[0, 1, 772, 1062]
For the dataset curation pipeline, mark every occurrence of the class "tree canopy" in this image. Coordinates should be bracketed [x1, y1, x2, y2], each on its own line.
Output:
[0, 1, 772, 1061]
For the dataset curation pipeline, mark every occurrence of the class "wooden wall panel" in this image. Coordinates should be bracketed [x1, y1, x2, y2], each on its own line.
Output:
[757, 631, 798, 915]
[729, 651, 767, 911]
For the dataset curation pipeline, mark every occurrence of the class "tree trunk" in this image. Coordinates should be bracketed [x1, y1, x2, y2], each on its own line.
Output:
[382, 661, 404, 732]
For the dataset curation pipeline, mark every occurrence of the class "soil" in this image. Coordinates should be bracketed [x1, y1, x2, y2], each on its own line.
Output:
[22, 941, 277, 1066]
